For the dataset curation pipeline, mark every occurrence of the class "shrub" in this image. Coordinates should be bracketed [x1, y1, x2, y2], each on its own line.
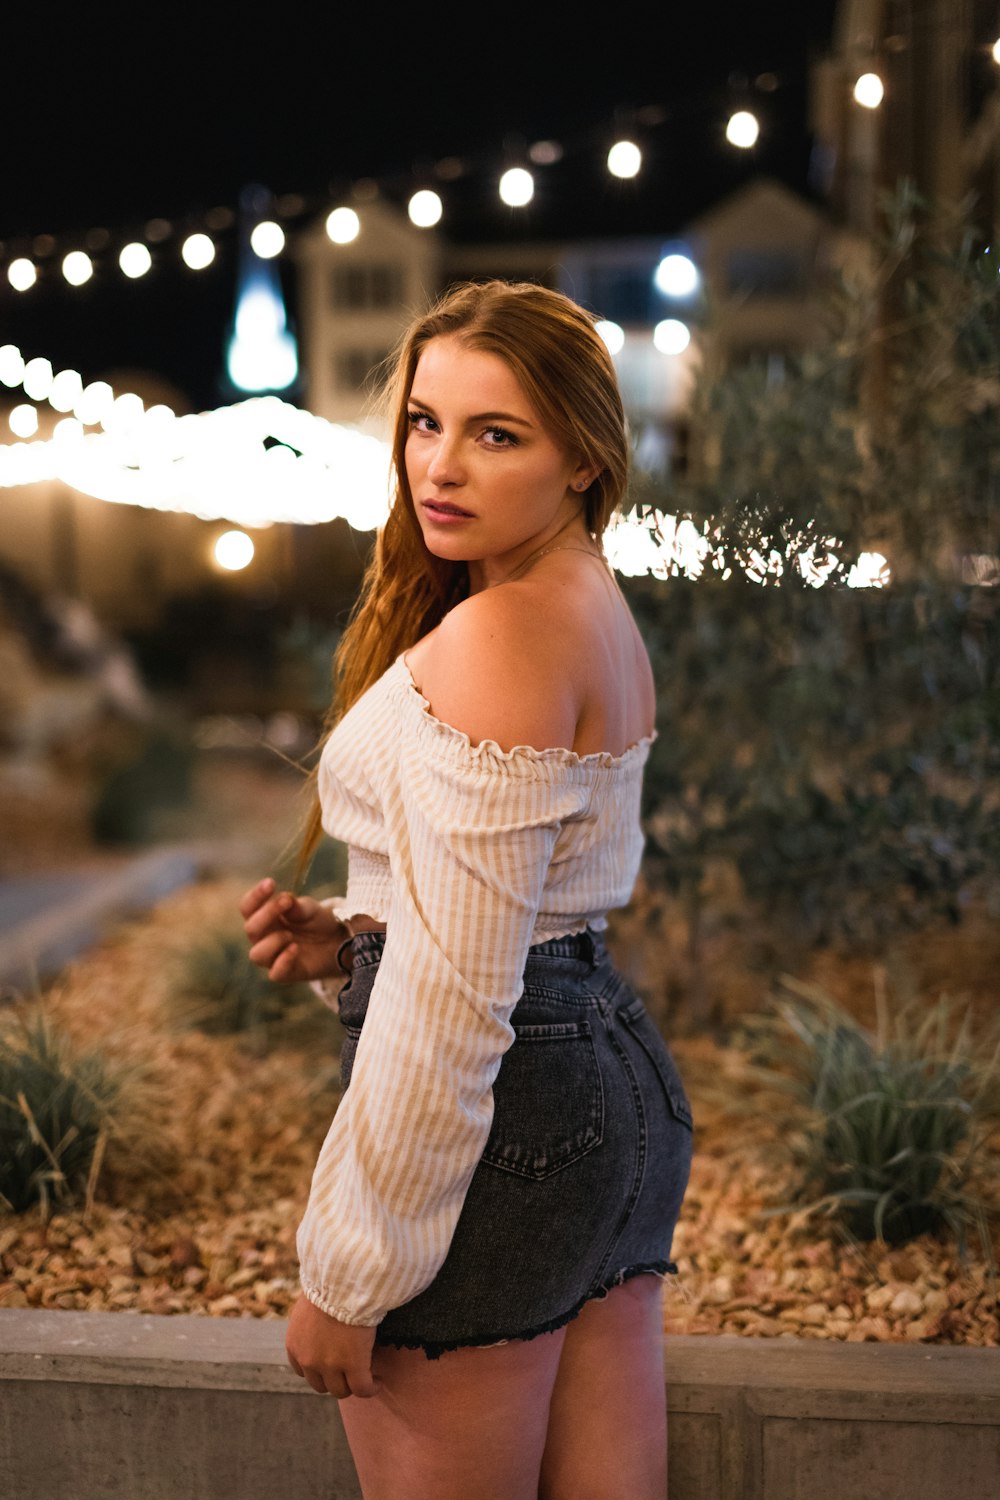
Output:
[727, 974, 1000, 1270]
[171, 929, 312, 1037]
[0, 1006, 123, 1216]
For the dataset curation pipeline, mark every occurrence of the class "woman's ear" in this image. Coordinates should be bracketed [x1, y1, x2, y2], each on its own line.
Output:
[570, 462, 601, 493]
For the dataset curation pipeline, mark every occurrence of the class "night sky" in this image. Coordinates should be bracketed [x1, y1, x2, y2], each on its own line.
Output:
[2, 4, 839, 409]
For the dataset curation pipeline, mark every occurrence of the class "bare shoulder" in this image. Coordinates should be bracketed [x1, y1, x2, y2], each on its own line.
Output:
[413, 584, 583, 755]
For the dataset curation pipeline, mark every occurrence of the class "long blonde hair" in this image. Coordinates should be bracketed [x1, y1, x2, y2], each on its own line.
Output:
[295, 279, 630, 882]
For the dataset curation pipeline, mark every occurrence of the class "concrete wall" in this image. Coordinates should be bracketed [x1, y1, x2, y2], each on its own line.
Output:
[1, 1309, 997, 1499]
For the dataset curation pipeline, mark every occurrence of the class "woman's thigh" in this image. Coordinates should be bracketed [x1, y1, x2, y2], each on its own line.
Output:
[339, 1326, 567, 1500]
[539, 1274, 667, 1500]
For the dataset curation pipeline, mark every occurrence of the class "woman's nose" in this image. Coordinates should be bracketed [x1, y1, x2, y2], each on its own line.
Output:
[426, 437, 465, 486]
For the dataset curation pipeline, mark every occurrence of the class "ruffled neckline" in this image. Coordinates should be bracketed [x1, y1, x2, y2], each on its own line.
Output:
[393, 653, 656, 772]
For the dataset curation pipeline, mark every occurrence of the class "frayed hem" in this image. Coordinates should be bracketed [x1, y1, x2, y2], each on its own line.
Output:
[373, 1260, 679, 1361]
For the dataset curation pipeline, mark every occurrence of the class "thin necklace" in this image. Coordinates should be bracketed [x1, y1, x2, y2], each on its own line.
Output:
[487, 516, 608, 589]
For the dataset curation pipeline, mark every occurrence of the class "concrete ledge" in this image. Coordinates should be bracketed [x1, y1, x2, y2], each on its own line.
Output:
[1, 1309, 998, 1499]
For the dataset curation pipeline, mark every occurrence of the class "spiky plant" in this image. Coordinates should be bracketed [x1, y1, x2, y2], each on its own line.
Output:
[0, 1007, 123, 1216]
[728, 973, 1000, 1271]
[172, 930, 310, 1037]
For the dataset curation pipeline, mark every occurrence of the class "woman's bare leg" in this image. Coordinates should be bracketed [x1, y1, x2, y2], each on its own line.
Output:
[539, 1274, 668, 1500]
[339, 1326, 567, 1500]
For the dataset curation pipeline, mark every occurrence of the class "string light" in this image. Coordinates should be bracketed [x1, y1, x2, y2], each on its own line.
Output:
[607, 140, 642, 179]
[725, 110, 759, 148]
[0, 347, 25, 387]
[8, 258, 36, 292]
[853, 72, 884, 108]
[653, 319, 691, 354]
[407, 190, 443, 228]
[22, 358, 54, 401]
[9, 405, 38, 438]
[0, 339, 888, 585]
[119, 242, 152, 278]
[213, 529, 255, 570]
[325, 207, 360, 244]
[595, 320, 625, 355]
[250, 221, 285, 258]
[654, 252, 699, 298]
[993, 38, 1000, 65]
[181, 233, 215, 269]
[499, 167, 534, 207]
[62, 251, 93, 286]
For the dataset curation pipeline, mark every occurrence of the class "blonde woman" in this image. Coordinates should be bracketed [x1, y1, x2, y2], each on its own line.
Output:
[240, 281, 693, 1500]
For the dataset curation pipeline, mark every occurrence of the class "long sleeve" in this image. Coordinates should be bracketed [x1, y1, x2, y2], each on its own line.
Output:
[295, 696, 593, 1326]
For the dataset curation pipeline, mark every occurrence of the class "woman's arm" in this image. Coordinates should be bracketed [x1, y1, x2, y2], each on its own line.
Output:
[294, 599, 592, 1328]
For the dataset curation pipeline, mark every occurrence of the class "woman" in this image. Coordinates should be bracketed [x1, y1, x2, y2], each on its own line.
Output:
[240, 281, 694, 1500]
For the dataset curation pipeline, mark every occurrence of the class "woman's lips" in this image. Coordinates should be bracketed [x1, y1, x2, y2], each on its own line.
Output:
[421, 501, 474, 522]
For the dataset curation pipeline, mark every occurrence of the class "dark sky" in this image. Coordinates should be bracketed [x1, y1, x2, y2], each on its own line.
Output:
[1, 3, 839, 408]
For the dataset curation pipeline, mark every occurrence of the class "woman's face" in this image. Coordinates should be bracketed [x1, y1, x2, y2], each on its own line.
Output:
[404, 335, 593, 589]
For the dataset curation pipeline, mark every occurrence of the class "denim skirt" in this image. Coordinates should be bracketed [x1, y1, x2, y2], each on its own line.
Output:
[337, 926, 694, 1359]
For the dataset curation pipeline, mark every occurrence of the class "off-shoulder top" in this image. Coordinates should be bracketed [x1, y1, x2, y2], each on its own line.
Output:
[295, 651, 655, 1326]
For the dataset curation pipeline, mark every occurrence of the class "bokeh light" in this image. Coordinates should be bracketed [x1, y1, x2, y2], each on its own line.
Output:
[854, 72, 884, 108]
[119, 242, 152, 279]
[499, 168, 534, 207]
[607, 140, 641, 179]
[408, 190, 443, 228]
[9, 404, 38, 438]
[214, 529, 255, 571]
[182, 233, 216, 270]
[595, 320, 625, 356]
[22, 358, 54, 401]
[655, 253, 699, 298]
[8, 258, 37, 292]
[0, 346, 26, 387]
[250, 221, 285, 258]
[325, 207, 360, 244]
[725, 110, 759, 148]
[62, 251, 93, 286]
[653, 319, 691, 355]
[49, 369, 84, 413]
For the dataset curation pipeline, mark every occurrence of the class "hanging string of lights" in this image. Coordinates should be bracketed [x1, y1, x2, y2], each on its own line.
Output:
[0, 336, 889, 589]
[0, 73, 810, 295]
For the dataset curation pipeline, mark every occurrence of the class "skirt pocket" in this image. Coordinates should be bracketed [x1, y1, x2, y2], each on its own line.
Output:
[481, 1020, 605, 1180]
[618, 999, 694, 1130]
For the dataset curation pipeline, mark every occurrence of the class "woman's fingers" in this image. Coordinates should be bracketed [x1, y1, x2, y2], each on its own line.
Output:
[238, 876, 274, 920]
[247, 931, 292, 968]
[344, 1359, 380, 1399]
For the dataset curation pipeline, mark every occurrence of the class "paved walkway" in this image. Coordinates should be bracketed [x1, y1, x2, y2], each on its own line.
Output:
[0, 845, 209, 991]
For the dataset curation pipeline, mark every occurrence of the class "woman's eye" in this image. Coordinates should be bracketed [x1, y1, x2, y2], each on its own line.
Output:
[482, 426, 517, 448]
[406, 409, 436, 432]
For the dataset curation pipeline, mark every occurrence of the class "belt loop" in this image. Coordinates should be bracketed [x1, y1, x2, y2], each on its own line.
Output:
[581, 927, 597, 969]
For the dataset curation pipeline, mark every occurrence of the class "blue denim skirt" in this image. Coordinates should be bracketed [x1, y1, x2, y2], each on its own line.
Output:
[337, 927, 694, 1359]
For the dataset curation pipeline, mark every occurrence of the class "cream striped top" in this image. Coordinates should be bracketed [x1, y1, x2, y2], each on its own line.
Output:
[295, 651, 655, 1327]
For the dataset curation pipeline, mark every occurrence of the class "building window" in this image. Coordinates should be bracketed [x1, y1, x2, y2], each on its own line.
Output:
[726, 249, 807, 297]
[330, 263, 404, 310]
[587, 266, 657, 324]
[335, 347, 390, 392]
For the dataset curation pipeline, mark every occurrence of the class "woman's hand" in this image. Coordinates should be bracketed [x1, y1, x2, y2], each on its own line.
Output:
[239, 877, 347, 984]
[286, 1293, 380, 1399]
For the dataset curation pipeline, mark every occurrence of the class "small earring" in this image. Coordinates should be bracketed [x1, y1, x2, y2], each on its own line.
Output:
[575, 481, 587, 492]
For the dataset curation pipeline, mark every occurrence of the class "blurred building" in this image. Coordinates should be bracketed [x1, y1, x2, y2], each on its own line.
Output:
[296, 176, 843, 485]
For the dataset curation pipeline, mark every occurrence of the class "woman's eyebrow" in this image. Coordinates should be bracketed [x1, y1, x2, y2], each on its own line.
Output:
[408, 396, 535, 429]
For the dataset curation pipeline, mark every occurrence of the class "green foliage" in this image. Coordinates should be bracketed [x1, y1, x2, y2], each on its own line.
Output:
[171, 929, 311, 1037]
[0, 1007, 123, 1216]
[91, 728, 194, 844]
[731, 975, 999, 1269]
[628, 186, 1000, 962]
